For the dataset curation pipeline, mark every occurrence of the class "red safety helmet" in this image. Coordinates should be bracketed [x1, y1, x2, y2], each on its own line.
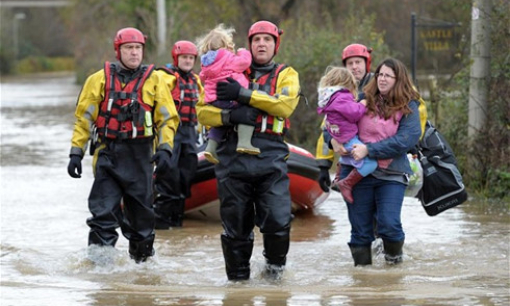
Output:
[113, 27, 146, 60]
[342, 43, 372, 72]
[171, 40, 198, 66]
[248, 20, 283, 55]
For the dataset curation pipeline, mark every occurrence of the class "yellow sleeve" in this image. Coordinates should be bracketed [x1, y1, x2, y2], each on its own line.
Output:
[418, 97, 428, 140]
[196, 97, 223, 127]
[70, 69, 105, 157]
[159, 69, 178, 100]
[150, 70, 180, 152]
[197, 66, 300, 127]
[194, 72, 205, 108]
[245, 66, 300, 118]
[315, 117, 334, 168]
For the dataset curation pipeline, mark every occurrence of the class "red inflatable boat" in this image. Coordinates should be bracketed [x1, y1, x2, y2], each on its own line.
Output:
[185, 143, 329, 220]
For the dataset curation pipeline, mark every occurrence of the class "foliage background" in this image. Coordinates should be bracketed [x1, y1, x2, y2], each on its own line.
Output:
[0, 0, 508, 199]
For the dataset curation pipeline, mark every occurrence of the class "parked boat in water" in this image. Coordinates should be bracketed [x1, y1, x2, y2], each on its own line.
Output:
[185, 143, 329, 220]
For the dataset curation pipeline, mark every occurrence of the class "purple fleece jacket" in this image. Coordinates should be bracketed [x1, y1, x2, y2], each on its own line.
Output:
[317, 87, 367, 143]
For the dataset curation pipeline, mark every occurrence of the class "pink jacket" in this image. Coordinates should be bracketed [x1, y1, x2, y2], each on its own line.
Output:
[317, 87, 366, 143]
[358, 109, 402, 168]
[199, 48, 251, 103]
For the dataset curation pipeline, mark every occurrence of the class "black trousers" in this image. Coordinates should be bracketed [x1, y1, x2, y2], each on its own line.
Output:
[87, 138, 155, 247]
[215, 132, 292, 279]
[153, 125, 198, 223]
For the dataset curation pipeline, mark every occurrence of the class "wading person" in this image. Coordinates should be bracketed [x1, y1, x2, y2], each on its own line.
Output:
[67, 27, 179, 263]
[153, 40, 204, 228]
[196, 20, 300, 281]
[342, 58, 421, 266]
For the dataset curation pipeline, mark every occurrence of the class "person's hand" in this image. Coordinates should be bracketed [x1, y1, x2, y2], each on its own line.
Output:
[331, 139, 347, 155]
[217, 77, 241, 102]
[228, 106, 259, 126]
[67, 155, 82, 178]
[151, 150, 172, 175]
[318, 166, 331, 192]
[359, 99, 367, 106]
[351, 144, 368, 161]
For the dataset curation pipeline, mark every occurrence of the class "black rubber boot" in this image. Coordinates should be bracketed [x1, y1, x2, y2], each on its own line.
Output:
[383, 240, 404, 265]
[168, 199, 186, 227]
[129, 235, 155, 264]
[221, 234, 253, 281]
[261, 233, 289, 281]
[348, 243, 372, 266]
[154, 199, 185, 229]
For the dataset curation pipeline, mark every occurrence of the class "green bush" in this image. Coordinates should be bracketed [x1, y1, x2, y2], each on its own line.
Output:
[14, 56, 74, 74]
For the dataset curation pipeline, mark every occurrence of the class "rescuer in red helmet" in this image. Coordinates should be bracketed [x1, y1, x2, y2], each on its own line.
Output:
[67, 27, 179, 263]
[153, 40, 204, 229]
[196, 20, 301, 282]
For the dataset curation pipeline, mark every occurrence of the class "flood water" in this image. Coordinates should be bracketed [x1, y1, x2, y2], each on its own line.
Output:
[1, 72, 509, 306]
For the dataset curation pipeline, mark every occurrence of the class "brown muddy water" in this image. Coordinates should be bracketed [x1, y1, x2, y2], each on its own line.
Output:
[1, 72, 509, 306]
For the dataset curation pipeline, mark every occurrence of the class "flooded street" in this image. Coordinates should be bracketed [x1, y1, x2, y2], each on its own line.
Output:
[1, 72, 509, 306]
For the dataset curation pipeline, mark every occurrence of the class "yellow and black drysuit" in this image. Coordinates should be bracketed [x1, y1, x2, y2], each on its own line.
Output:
[69, 62, 179, 261]
[153, 64, 204, 228]
[196, 62, 300, 280]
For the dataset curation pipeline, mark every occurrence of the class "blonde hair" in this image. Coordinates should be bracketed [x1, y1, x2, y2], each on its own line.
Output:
[319, 66, 358, 99]
[196, 24, 236, 55]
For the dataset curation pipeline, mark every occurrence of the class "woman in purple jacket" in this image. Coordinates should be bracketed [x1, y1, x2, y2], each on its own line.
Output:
[317, 67, 379, 204]
[337, 58, 422, 267]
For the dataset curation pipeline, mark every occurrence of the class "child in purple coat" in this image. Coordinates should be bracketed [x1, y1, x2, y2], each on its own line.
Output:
[317, 67, 378, 203]
[197, 24, 256, 164]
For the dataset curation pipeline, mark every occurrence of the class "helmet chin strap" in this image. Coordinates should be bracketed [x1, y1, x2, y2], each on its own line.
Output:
[119, 58, 133, 70]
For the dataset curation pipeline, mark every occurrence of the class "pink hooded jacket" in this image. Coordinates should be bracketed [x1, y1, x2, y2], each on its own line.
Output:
[199, 48, 251, 103]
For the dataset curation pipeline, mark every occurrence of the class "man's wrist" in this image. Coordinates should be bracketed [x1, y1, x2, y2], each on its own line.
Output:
[238, 88, 252, 105]
[221, 109, 232, 126]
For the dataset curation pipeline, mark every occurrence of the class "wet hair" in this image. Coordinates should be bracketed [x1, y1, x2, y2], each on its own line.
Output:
[319, 66, 358, 99]
[363, 58, 420, 120]
[196, 24, 236, 56]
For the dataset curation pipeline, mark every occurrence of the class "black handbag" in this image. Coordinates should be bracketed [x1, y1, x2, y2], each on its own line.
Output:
[416, 121, 468, 216]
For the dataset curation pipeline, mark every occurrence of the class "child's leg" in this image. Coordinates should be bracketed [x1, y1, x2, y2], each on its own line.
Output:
[336, 168, 363, 203]
[357, 157, 377, 177]
[204, 127, 223, 164]
[335, 136, 370, 203]
[236, 124, 260, 155]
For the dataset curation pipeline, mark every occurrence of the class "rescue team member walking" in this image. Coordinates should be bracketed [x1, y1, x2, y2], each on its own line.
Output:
[196, 20, 300, 281]
[67, 27, 179, 263]
[153, 41, 204, 229]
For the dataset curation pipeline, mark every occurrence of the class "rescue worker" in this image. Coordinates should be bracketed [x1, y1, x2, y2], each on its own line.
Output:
[153, 41, 204, 229]
[67, 27, 179, 263]
[196, 20, 301, 281]
[316, 43, 374, 192]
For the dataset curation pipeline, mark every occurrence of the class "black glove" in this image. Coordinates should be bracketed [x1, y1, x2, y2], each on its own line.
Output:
[67, 155, 82, 178]
[217, 77, 241, 101]
[318, 166, 331, 192]
[151, 150, 172, 176]
[229, 106, 259, 126]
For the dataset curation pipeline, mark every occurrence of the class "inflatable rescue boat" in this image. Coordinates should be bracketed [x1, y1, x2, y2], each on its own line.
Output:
[185, 143, 329, 220]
